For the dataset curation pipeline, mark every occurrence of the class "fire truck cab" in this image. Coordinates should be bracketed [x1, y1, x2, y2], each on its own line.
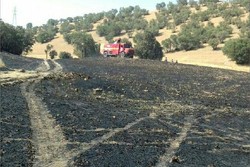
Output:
[103, 39, 134, 58]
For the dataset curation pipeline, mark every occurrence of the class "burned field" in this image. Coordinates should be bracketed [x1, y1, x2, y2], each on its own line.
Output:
[1, 56, 250, 166]
[0, 85, 34, 166]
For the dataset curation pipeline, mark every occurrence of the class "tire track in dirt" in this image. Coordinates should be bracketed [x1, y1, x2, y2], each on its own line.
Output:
[21, 60, 68, 167]
[0, 58, 50, 85]
[21, 59, 148, 166]
[21, 60, 160, 167]
[20, 59, 202, 166]
[155, 114, 196, 167]
[51, 60, 63, 72]
[67, 117, 148, 161]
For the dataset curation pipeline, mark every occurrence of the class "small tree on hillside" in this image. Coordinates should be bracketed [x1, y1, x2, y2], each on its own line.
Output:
[177, 0, 188, 6]
[162, 38, 172, 52]
[49, 50, 57, 59]
[133, 31, 163, 60]
[59, 52, 72, 59]
[0, 22, 35, 55]
[67, 32, 97, 58]
[156, 2, 166, 11]
[155, 12, 169, 29]
[146, 19, 160, 36]
[222, 38, 250, 64]
[178, 32, 202, 51]
[44, 44, 53, 59]
[36, 24, 58, 43]
[208, 38, 220, 50]
[189, 0, 198, 7]
[169, 34, 180, 51]
[60, 21, 75, 34]
[177, 21, 203, 51]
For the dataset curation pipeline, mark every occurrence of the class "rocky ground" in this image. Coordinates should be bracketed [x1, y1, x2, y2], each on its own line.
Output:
[0, 54, 250, 167]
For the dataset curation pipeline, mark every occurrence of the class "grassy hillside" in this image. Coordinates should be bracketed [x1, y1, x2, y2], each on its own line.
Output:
[27, 3, 250, 72]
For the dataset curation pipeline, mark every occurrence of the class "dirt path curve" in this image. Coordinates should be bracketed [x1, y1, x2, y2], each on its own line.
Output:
[21, 60, 69, 167]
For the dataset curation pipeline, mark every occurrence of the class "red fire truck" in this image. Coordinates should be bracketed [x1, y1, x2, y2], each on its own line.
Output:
[102, 39, 134, 58]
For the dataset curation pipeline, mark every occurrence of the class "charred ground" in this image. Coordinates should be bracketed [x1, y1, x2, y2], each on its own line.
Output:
[0, 55, 250, 167]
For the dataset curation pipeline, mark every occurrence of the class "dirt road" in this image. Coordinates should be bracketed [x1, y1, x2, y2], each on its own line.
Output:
[1, 54, 250, 167]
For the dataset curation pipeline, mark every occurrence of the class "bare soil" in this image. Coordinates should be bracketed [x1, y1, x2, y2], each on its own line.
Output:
[1, 52, 249, 167]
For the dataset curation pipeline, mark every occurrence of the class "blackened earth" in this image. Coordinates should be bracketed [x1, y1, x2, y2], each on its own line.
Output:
[0, 85, 34, 166]
[0, 55, 250, 167]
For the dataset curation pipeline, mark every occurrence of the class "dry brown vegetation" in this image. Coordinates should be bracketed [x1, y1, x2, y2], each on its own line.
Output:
[27, 5, 250, 72]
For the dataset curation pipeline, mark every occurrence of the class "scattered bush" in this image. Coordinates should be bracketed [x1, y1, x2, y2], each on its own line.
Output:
[208, 38, 220, 50]
[162, 38, 172, 53]
[146, 19, 160, 36]
[172, 7, 191, 25]
[59, 21, 75, 34]
[223, 38, 250, 64]
[49, 50, 58, 59]
[44, 44, 53, 59]
[134, 31, 163, 60]
[156, 2, 166, 11]
[59, 52, 72, 59]
[178, 32, 202, 51]
[64, 32, 97, 58]
[189, 0, 198, 7]
[36, 24, 58, 44]
[177, 0, 188, 6]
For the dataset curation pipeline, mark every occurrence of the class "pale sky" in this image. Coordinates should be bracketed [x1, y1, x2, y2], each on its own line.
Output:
[1, 0, 176, 27]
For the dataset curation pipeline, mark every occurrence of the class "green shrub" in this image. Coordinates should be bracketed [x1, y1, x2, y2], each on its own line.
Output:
[146, 19, 160, 36]
[49, 50, 57, 59]
[178, 32, 202, 51]
[162, 38, 172, 52]
[0, 21, 34, 55]
[208, 38, 220, 50]
[134, 31, 163, 60]
[64, 32, 97, 58]
[59, 52, 72, 59]
[59, 21, 75, 34]
[222, 38, 250, 64]
[172, 6, 191, 25]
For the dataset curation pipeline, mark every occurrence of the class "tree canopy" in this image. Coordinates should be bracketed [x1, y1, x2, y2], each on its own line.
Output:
[134, 31, 163, 60]
[0, 21, 35, 55]
[64, 32, 98, 58]
[223, 38, 250, 64]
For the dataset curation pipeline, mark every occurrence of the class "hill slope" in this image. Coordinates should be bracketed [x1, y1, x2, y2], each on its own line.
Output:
[1, 54, 249, 166]
[27, 5, 250, 72]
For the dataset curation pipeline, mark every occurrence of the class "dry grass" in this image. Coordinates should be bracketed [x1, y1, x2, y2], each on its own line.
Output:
[144, 11, 157, 22]
[241, 9, 249, 21]
[0, 71, 38, 81]
[209, 16, 224, 26]
[89, 29, 107, 44]
[28, 33, 75, 59]
[163, 44, 250, 72]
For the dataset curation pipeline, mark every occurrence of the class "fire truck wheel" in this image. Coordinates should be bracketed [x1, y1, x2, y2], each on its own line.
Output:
[119, 52, 125, 58]
[103, 52, 108, 57]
